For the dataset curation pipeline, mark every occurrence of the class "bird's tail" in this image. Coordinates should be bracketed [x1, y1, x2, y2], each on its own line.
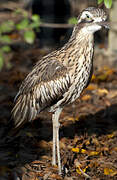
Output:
[12, 93, 38, 128]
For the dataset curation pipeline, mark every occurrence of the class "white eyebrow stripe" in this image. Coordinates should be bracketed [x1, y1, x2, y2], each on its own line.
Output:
[80, 12, 106, 23]
[81, 11, 93, 19]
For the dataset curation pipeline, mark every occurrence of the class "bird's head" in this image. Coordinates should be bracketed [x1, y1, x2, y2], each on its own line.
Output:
[77, 7, 109, 34]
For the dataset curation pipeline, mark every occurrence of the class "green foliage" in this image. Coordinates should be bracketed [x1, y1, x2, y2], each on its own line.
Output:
[68, 17, 77, 25]
[24, 30, 35, 44]
[0, 53, 4, 70]
[0, 35, 12, 44]
[104, 0, 112, 8]
[98, 0, 112, 8]
[2, 45, 11, 53]
[0, 20, 14, 33]
[16, 19, 29, 30]
[0, 9, 41, 70]
[98, 0, 103, 4]
[30, 15, 41, 29]
[14, 8, 28, 17]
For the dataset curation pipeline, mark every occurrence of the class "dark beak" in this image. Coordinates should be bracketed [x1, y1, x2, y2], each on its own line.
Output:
[98, 21, 110, 29]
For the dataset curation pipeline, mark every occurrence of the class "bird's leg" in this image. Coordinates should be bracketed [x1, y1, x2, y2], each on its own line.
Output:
[52, 113, 56, 165]
[52, 108, 62, 174]
[56, 118, 61, 174]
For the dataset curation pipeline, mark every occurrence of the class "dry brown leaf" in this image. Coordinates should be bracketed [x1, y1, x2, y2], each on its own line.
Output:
[88, 151, 99, 156]
[72, 147, 80, 153]
[96, 66, 115, 82]
[60, 141, 66, 149]
[73, 136, 79, 144]
[50, 173, 62, 179]
[107, 90, 117, 99]
[8, 33, 20, 40]
[89, 161, 99, 168]
[67, 116, 76, 121]
[75, 163, 90, 178]
[97, 74, 108, 81]
[76, 166, 87, 175]
[91, 74, 96, 81]
[97, 88, 108, 96]
[38, 140, 49, 148]
[86, 84, 97, 91]
[85, 140, 90, 145]
[104, 168, 117, 176]
[111, 147, 117, 152]
[107, 133, 115, 139]
[104, 99, 111, 106]
[92, 137, 100, 146]
[103, 66, 115, 75]
[81, 149, 87, 154]
[102, 147, 109, 151]
[81, 94, 91, 101]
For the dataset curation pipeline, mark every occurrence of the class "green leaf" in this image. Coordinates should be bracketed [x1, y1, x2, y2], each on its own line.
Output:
[0, 20, 14, 33]
[14, 8, 28, 17]
[24, 30, 35, 44]
[2, 45, 11, 53]
[68, 17, 77, 25]
[98, 0, 104, 4]
[32, 14, 40, 22]
[0, 54, 4, 70]
[30, 15, 41, 29]
[14, 8, 23, 14]
[16, 19, 29, 30]
[29, 22, 40, 29]
[104, 0, 112, 8]
[0, 35, 12, 43]
[22, 10, 28, 18]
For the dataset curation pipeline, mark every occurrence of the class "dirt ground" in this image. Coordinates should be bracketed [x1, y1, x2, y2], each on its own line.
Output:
[0, 43, 117, 180]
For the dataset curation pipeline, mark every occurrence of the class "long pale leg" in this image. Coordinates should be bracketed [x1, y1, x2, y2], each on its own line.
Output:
[52, 108, 62, 174]
[56, 120, 61, 174]
[52, 115, 56, 165]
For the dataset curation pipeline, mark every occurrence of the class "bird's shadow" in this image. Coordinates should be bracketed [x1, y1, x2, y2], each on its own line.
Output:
[0, 103, 117, 169]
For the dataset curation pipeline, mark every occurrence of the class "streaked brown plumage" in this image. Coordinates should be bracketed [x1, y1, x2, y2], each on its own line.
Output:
[12, 7, 109, 174]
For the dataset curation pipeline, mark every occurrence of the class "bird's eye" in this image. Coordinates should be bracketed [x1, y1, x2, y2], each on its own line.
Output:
[86, 14, 90, 18]
[86, 14, 92, 22]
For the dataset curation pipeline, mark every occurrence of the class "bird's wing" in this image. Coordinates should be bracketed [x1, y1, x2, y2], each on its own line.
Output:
[12, 57, 71, 127]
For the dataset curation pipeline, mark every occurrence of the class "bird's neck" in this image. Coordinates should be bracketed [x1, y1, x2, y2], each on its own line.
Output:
[69, 25, 94, 46]
[59, 26, 94, 67]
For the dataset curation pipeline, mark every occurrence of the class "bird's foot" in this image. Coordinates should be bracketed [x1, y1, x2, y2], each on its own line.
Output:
[52, 157, 56, 169]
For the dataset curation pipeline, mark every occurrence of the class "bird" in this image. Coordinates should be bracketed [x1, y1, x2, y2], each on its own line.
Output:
[12, 7, 109, 175]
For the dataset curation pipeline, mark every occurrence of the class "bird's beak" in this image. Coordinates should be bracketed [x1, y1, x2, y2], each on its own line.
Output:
[97, 21, 110, 29]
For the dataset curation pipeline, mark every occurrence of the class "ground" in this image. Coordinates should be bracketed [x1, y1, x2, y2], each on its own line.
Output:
[0, 45, 117, 180]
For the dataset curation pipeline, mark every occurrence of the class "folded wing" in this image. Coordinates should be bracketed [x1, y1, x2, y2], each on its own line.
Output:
[12, 58, 71, 127]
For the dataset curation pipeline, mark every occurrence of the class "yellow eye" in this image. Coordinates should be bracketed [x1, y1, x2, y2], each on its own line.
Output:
[86, 14, 92, 22]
